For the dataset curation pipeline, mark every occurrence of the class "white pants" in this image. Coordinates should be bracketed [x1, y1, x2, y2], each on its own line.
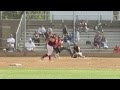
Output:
[76, 52, 83, 57]
[7, 44, 14, 48]
[47, 44, 53, 56]
[102, 42, 108, 48]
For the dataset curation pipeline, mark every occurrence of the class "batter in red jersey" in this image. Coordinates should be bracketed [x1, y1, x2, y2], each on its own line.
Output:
[41, 36, 56, 61]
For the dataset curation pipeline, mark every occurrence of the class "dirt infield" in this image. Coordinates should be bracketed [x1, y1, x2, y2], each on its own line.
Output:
[0, 57, 120, 69]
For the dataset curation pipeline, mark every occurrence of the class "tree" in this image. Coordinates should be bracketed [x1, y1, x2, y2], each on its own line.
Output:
[26, 11, 50, 20]
[1, 11, 50, 20]
[2, 11, 22, 19]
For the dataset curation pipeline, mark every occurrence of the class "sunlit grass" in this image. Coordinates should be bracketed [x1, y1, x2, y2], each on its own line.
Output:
[0, 68, 120, 79]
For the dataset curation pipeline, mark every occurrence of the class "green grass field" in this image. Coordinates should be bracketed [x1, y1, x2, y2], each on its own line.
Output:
[0, 68, 120, 79]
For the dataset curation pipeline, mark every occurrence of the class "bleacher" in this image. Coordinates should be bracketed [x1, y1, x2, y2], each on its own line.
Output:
[17, 20, 120, 56]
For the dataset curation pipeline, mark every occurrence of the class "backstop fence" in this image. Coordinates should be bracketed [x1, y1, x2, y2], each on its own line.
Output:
[16, 12, 26, 50]
[14, 12, 120, 50]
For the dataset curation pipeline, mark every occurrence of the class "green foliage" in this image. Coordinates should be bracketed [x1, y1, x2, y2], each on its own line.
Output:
[1, 11, 50, 20]
[2, 11, 22, 19]
[26, 11, 50, 20]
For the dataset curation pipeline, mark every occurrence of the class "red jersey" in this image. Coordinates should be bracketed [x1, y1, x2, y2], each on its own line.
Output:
[48, 36, 56, 46]
[114, 46, 120, 53]
[54, 38, 62, 48]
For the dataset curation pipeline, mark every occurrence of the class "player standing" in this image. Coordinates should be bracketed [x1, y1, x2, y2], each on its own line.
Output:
[41, 36, 56, 61]
[53, 35, 62, 58]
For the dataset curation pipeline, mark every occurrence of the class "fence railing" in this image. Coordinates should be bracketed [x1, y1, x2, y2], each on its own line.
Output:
[14, 12, 120, 52]
[0, 12, 119, 22]
[25, 14, 119, 22]
[0, 38, 7, 49]
[16, 11, 26, 50]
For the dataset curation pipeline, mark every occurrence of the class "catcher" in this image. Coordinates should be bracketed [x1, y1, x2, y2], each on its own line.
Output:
[72, 43, 85, 58]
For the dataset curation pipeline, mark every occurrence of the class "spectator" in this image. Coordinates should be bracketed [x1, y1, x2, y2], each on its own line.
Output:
[37, 25, 46, 36]
[83, 21, 89, 32]
[6, 34, 15, 52]
[75, 29, 80, 43]
[93, 31, 102, 49]
[93, 25, 98, 31]
[37, 25, 46, 43]
[62, 25, 68, 37]
[100, 34, 108, 49]
[98, 25, 104, 33]
[70, 32, 74, 43]
[79, 20, 89, 32]
[78, 21, 83, 33]
[32, 31, 40, 46]
[94, 23, 104, 33]
[25, 38, 35, 52]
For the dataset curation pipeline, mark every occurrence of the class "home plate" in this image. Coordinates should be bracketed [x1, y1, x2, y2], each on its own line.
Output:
[9, 63, 22, 66]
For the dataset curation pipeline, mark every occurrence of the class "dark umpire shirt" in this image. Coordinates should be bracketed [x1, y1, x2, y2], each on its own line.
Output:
[73, 46, 79, 52]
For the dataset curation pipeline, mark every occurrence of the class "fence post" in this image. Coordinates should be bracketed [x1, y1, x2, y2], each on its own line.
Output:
[16, 32, 17, 50]
[73, 11, 75, 43]
[100, 15, 102, 22]
[24, 11, 26, 49]
[0, 11, 2, 20]
[52, 15, 54, 23]
[76, 15, 78, 21]
[98, 15, 100, 23]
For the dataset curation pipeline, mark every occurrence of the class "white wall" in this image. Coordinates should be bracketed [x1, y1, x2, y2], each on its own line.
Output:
[50, 11, 113, 20]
